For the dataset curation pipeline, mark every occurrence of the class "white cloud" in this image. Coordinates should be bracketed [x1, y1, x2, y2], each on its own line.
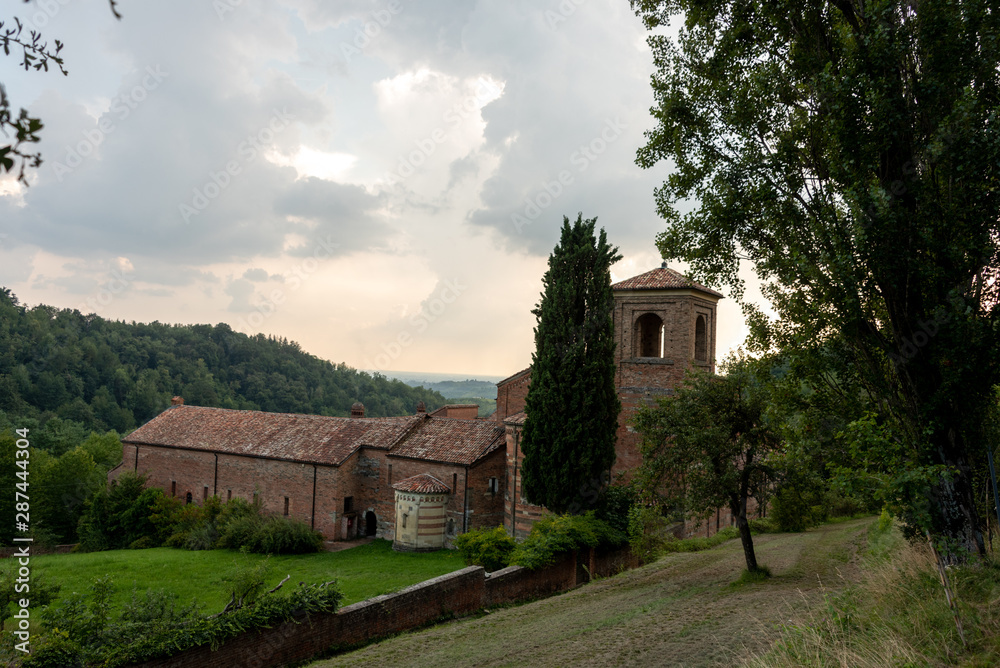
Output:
[0, 0, 755, 375]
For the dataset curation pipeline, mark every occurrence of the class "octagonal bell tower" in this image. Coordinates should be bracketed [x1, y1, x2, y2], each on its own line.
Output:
[608, 263, 723, 477]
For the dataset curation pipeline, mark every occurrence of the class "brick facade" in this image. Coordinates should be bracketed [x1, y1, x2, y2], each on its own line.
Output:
[501, 266, 724, 537]
[110, 406, 506, 544]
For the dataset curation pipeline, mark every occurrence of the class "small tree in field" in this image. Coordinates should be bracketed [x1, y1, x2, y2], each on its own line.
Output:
[635, 355, 778, 573]
[520, 214, 622, 514]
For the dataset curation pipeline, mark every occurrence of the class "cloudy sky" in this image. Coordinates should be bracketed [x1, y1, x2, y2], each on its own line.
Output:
[0, 0, 754, 378]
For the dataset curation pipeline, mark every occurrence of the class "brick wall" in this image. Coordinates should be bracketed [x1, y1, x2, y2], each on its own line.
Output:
[482, 551, 577, 608]
[112, 439, 505, 545]
[495, 370, 530, 422]
[126, 546, 636, 668]
[586, 545, 641, 577]
[466, 447, 506, 530]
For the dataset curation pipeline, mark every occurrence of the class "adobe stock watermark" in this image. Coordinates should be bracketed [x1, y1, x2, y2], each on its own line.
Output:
[364, 278, 468, 372]
[234, 235, 340, 335]
[76, 268, 132, 314]
[20, 0, 74, 30]
[381, 78, 502, 186]
[545, 0, 588, 30]
[213, 0, 246, 21]
[179, 108, 294, 223]
[340, 0, 404, 63]
[511, 117, 626, 232]
[51, 66, 168, 182]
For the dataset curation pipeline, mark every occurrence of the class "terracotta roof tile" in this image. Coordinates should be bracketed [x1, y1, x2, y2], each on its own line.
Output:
[612, 267, 723, 298]
[388, 417, 505, 465]
[123, 405, 421, 466]
[503, 411, 527, 426]
[392, 473, 451, 494]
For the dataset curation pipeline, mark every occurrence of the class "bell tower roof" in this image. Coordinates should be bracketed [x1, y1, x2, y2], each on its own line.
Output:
[612, 264, 723, 299]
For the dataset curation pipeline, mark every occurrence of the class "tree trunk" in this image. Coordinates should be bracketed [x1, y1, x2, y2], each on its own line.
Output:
[732, 496, 758, 572]
[930, 428, 986, 563]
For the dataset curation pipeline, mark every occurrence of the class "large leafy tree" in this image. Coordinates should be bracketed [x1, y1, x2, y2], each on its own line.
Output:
[632, 0, 1000, 560]
[636, 355, 778, 573]
[520, 214, 622, 514]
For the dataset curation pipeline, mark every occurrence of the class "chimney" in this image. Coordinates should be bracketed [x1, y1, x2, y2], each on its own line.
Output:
[416, 401, 426, 415]
[171, 396, 184, 406]
[350, 402, 365, 418]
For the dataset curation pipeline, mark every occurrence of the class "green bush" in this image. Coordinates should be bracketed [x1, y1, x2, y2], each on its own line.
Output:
[454, 526, 516, 572]
[216, 514, 263, 550]
[250, 516, 324, 555]
[216, 514, 322, 555]
[769, 484, 825, 532]
[76, 473, 162, 551]
[627, 505, 672, 563]
[511, 512, 625, 570]
[20, 630, 83, 668]
[595, 484, 638, 536]
[184, 523, 219, 551]
[127, 536, 157, 550]
[748, 516, 778, 533]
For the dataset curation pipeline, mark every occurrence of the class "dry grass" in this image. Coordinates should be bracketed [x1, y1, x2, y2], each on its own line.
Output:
[742, 524, 1000, 668]
[310, 519, 873, 667]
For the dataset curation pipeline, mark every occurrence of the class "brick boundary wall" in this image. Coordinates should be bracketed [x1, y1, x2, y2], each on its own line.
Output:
[128, 546, 636, 668]
[482, 551, 578, 608]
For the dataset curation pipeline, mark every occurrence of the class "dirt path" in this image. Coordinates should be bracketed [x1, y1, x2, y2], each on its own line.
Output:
[310, 518, 872, 668]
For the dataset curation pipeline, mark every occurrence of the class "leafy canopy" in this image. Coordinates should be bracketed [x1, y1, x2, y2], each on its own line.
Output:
[635, 354, 779, 572]
[632, 0, 1000, 559]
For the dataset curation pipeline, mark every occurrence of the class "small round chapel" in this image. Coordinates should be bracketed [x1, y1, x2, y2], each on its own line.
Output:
[391, 473, 452, 552]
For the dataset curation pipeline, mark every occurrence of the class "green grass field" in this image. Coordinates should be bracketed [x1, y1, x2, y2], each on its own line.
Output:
[25, 539, 464, 616]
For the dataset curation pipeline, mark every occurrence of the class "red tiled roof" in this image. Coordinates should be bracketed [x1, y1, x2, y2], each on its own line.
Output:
[503, 411, 527, 426]
[388, 417, 505, 465]
[392, 473, 451, 494]
[612, 267, 723, 298]
[123, 405, 421, 466]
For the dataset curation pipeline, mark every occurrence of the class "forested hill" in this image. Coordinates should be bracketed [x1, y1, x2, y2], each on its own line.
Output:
[0, 288, 447, 440]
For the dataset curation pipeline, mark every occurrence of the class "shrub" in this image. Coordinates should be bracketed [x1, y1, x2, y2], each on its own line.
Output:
[769, 484, 825, 532]
[511, 512, 624, 570]
[454, 526, 516, 572]
[127, 536, 157, 550]
[217, 513, 323, 555]
[596, 484, 638, 536]
[216, 515, 264, 551]
[748, 516, 778, 533]
[184, 523, 219, 551]
[627, 504, 672, 563]
[20, 630, 83, 668]
[251, 516, 324, 555]
[77, 473, 162, 551]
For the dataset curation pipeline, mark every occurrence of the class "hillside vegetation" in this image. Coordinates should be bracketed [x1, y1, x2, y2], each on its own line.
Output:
[0, 288, 447, 441]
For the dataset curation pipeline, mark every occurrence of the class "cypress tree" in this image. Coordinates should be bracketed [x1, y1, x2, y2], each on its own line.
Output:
[519, 214, 622, 514]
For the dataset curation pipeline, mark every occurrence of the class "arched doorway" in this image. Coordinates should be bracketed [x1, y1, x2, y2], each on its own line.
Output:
[365, 511, 377, 537]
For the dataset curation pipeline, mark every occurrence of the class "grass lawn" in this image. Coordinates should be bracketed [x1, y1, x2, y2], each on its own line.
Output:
[24, 539, 465, 616]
